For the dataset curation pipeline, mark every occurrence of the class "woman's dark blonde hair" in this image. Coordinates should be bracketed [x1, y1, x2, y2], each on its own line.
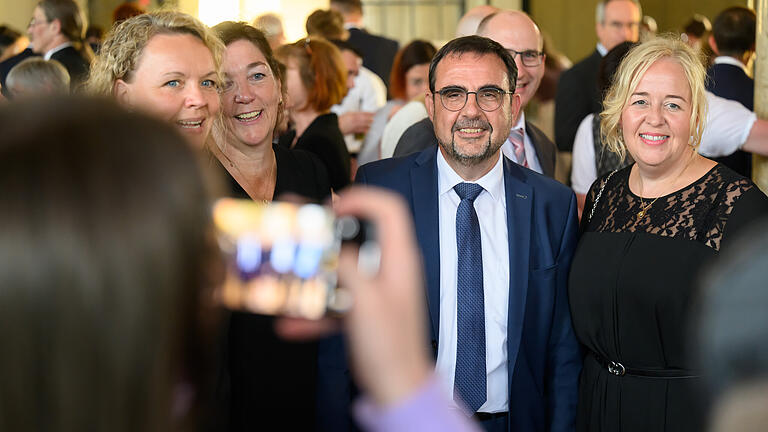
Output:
[600, 35, 708, 161]
[275, 37, 347, 112]
[86, 11, 224, 96]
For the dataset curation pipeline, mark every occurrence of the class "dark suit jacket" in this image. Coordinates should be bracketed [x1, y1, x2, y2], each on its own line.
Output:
[317, 148, 581, 432]
[555, 49, 602, 151]
[0, 49, 39, 97]
[706, 62, 754, 177]
[346, 27, 399, 90]
[278, 113, 351, 191]
[393, 118, 558, 178]
[50, 46, 90, 90]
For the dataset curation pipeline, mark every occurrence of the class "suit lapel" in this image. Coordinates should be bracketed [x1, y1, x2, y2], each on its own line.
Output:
[410, 149, 441, 342]
[503, 157, 533, 381]
[525, 122, 555, 177]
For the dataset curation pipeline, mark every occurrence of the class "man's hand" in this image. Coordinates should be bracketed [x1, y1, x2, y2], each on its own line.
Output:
[338, 111, 374, 135]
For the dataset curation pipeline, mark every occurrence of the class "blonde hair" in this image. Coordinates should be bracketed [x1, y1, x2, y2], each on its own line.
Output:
[86, 11, 224, 96]
[600, 35, 708, 161]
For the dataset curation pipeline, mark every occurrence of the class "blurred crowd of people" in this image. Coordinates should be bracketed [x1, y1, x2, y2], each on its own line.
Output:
[1, 0, 768, 431]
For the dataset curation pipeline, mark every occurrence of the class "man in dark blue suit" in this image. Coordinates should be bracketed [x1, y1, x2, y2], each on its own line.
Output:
[707, 6, 756, 177]
[318, 36, 580, 432]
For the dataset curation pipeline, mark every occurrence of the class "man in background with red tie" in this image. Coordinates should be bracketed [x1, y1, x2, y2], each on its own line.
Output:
[477, 11, 557, 177]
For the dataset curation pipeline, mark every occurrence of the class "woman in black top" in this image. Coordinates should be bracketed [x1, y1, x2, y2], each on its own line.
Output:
[210, 22, 330, 431]
[570, 37, 768, 432]
[275, 37, 351, 191]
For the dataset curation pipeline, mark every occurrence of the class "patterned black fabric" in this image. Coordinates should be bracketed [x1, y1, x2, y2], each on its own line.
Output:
[584, 164, 756, 251]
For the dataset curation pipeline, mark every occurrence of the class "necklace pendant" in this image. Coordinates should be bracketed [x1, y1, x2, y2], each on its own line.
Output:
[637, 210, 645, 219]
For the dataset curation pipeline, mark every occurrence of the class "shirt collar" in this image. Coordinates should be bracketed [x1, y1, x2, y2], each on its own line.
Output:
[596, 43, 608, 57]
[437, 147, 504, 203]
[713, 56, 750, 76]
[512, 111, 526, 132]
[44, 42, 72, 60]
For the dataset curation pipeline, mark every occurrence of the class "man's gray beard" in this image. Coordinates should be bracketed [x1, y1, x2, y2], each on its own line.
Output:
[438, 131, 504, 167]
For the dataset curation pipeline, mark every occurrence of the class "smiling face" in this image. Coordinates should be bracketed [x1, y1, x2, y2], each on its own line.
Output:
[221, 39, 281, 149]
[479, 11, 544, 114]
[620, 58, 693, 171]
[426, 52, 520, 169]
[114, 33, 220, 148]
[404, 63, 429, 100]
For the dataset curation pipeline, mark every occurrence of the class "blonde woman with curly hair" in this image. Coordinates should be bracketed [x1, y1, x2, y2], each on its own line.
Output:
[86, 11, 223, 148]
[569, 35, 768, 432]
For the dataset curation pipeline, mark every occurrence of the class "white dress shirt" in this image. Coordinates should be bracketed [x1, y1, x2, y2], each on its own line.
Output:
[569, 92, 757, 195]
[435, 149, 510, 413]
[331, 66, 387, 153]
[501, 112, 543, 174]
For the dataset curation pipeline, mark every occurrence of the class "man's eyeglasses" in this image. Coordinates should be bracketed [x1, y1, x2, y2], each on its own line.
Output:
[434, 86, 514, 112]
[28, 18, 48, 28]
[605, 21, 641, 31]
[508, 49, 545, 67]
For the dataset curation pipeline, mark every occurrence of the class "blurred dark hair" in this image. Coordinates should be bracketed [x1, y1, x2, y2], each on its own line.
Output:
[429, 35, 517, 93]
[112, 1, 145, 24]
[683, 14, 712, 38]
[0, 25, 22, 51]
[389, 39, 436, 100]
[598, 41, 638, 103]
[712, 7, 756, 58]
[330, 0, 362, 15]
[306, 9, 346, 40]
[0, 97, 220, 431]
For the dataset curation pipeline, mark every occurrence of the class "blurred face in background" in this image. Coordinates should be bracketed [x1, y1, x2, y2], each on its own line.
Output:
[339, 49, 361, 91]
[28, 6, 57, 54]
[404, 63, 429, 100]
[597, 0, 641, 51]
[221, 39, 282, 148]
[114, 33, 220, 148]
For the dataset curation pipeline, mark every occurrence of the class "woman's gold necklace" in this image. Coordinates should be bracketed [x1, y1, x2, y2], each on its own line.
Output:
[222, 148, 275, 204]
[636, 151, 695, 221]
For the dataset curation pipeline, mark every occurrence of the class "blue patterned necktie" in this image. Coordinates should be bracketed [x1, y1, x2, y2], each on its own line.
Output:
[453, 182, 486, 412]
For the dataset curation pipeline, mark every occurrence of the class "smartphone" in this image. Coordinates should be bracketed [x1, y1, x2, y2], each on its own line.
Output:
[212, 198, 372, 319]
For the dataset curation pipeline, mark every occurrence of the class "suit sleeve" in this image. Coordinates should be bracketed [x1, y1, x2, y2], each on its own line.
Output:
[547, 192, 582, 432]
[554, 69, 588, 152]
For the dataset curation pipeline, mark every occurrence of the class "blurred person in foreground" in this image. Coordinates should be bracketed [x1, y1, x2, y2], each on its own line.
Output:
[0, 96, 480, 432]
[5, 57, 69, 98]
[695, 219, 768, 432]
[86, 11, 222, 149]
[209, 21, 330, 431]
[0, 97, 220, 432]
[570, 36, 768, 432]
[275, 38, 351, 191]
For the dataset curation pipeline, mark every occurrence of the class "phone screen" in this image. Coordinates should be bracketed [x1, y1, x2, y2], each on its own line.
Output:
[213, 198, 349, 319]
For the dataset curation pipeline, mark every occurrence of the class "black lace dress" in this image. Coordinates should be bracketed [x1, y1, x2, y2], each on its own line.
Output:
[570, 163, 768, 432]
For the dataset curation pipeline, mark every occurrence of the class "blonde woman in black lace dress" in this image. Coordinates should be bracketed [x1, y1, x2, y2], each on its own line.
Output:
[570, 36, 768, 432]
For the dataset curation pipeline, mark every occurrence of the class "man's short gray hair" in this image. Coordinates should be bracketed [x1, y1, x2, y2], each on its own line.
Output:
[6, 58, 70, 97]
[596, 0, 642, 24]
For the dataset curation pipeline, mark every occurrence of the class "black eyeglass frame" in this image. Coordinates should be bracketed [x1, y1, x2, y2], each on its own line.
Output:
[507, 49, 545, 67]
[433, 86, 515, 112]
